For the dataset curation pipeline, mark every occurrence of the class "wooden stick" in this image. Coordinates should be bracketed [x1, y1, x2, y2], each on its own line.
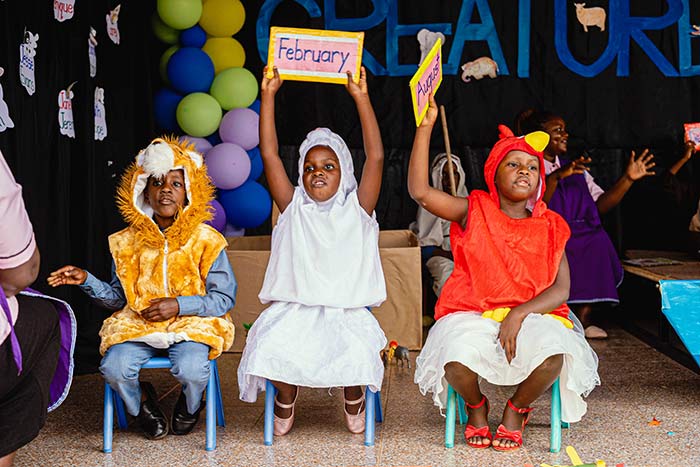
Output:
[439, 105, 457, 196]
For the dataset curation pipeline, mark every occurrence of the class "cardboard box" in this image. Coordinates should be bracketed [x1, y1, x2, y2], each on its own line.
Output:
[226, 230, 423, 351]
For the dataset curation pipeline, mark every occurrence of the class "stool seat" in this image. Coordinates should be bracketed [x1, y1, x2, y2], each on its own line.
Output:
[103, 357, 225, 452]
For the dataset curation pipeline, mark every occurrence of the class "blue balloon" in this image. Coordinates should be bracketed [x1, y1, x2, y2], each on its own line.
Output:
[218, 181, 272, 229]
[180, 25, 206, 48]
[167, 47, 215, 94]
[247, 147, 263, 181]
[206, 132, 222, 146]
[153, 88, 183, 131]
[248, 99, 261, 114]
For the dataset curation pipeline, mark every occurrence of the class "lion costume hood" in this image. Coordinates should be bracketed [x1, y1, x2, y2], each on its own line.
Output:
[99, 137, 234, 359]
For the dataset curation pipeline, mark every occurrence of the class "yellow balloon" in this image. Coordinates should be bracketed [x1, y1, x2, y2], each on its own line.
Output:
[202, 37, 246, 74]
[199, 0, 245, 37]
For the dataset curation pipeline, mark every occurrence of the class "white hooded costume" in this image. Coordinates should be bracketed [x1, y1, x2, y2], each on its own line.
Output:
[238, 128, 388, 402]
[409, 153, 468, 295]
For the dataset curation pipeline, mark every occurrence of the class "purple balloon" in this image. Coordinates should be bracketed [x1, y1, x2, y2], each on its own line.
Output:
[205, 143, 251, 190]
[219, 108, 259, 150]
[180, 135, 213, 156]
[206, 199, 226, 233]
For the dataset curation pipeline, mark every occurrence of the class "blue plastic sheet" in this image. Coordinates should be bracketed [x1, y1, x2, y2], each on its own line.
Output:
[659, 280, 700, 366]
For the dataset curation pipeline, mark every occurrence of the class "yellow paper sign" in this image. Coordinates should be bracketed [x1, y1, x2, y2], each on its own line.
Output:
[266, 27, 364, 84]
[409, 38, 443, 126]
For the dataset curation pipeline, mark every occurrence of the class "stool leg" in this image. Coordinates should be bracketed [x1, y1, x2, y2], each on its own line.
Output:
[364, 386, 376, 446]
[457, 394, 467, 425]
[375, 390, 383, 423]
[264, 380, 276, 446]
[550, 377, 562, 453]
[445, 385, 456, 448]
[206, 365, 216, 451]
[103, 384, 114, 453]
[114, 391, 128, 430]
[212, 360, 225, 427]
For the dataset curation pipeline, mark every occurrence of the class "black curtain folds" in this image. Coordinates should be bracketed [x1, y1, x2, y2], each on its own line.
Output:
[1, 0, 698, 372]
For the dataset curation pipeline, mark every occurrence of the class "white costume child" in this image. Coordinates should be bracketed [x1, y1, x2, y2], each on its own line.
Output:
[238, 128, 387, 402]
[410, 154, 468, 295]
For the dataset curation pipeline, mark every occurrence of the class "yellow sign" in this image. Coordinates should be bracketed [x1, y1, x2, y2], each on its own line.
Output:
[409, 38, 443, 126]
[266, 27, 364, 84]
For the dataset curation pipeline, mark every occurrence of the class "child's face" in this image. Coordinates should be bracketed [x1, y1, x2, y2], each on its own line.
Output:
[441, 162, 460, 194]
[494, 150, 540, 203]
[144, 169, 187, 229]
[542, 117, 568, 158]
[302, 146, 341, 202]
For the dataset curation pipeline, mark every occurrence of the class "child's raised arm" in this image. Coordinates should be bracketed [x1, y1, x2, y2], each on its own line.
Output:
[260, 66, 295, 212]
[347, 67, 384, 215]
[408, 95, 469, 227]
[595, 148, 655, 214]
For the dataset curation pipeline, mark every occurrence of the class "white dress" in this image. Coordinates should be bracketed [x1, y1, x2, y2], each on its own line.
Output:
[414, 311, 600, 423]
[238, 128, 387, 402]
[238, 303, 386, 402]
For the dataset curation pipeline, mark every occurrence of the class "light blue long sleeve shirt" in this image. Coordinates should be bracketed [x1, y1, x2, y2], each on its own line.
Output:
[78, 250, 236, 317]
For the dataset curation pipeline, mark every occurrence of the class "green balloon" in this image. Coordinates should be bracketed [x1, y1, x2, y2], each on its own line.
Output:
[157, 0, 202, 30]
[151, 13, 179, 44]
[159, 46, 179, 84]
[209, 67, 259, 110]
[176, 93, 222, 137]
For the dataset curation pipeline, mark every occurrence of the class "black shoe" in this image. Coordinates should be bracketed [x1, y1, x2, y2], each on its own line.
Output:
[136, 382, 168, 440]
[171, 390, 204, 435]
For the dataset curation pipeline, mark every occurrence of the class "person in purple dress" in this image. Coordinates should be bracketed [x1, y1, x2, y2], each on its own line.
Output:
[0, 149, 75, 467]
[516, 110, 656, 339]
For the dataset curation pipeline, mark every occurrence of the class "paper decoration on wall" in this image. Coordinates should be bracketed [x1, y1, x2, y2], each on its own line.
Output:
[417, 29, 445, 65]
[691, 25, 700, 36]
[0, 68, 14, 132]
[54, 0, 75, 22]
[19, 30, 38, 96]
[58, 82, 76, 138]
[106, 5, 121, 45]
[574, 3, 606, 32]
[88, 27, 98, 78]
[460, 57, 498, 82]
[94, 87, 107, 140]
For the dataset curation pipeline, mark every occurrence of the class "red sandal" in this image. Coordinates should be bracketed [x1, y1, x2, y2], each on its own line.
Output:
[492, 399, 533, 452]
[463, 395, 492, 449]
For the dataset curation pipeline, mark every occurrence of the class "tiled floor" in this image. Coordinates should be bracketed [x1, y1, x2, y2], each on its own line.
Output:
[14, 327, 700, 467]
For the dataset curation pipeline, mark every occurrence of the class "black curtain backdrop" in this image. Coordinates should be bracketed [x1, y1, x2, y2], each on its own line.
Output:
[1, 0, 698, 372]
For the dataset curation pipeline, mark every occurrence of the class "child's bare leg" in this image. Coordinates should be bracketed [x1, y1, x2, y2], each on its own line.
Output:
[493, 354, 563, 449]
[271, 380, 298, 418]
[444, 361, 490, 446]
[572, 303, 593, 328]
[344, 386, 364, 414]
[0, 451, 16, 467]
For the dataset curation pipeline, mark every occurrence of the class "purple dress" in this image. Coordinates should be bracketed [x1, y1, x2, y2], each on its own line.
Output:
[546, 161, 624, 303]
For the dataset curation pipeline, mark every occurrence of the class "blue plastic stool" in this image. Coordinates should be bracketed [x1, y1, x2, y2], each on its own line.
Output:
[103, 357, 225, 452]
[444, 377, 569, 452]
[263, 380, 383, 446]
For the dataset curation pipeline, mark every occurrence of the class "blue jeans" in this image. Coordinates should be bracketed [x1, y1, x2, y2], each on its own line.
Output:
[100, 341, 210, 416]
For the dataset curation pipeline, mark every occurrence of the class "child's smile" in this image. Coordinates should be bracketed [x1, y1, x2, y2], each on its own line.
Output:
[542, 117, 568, 159]
[302, 146, 341, 202]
